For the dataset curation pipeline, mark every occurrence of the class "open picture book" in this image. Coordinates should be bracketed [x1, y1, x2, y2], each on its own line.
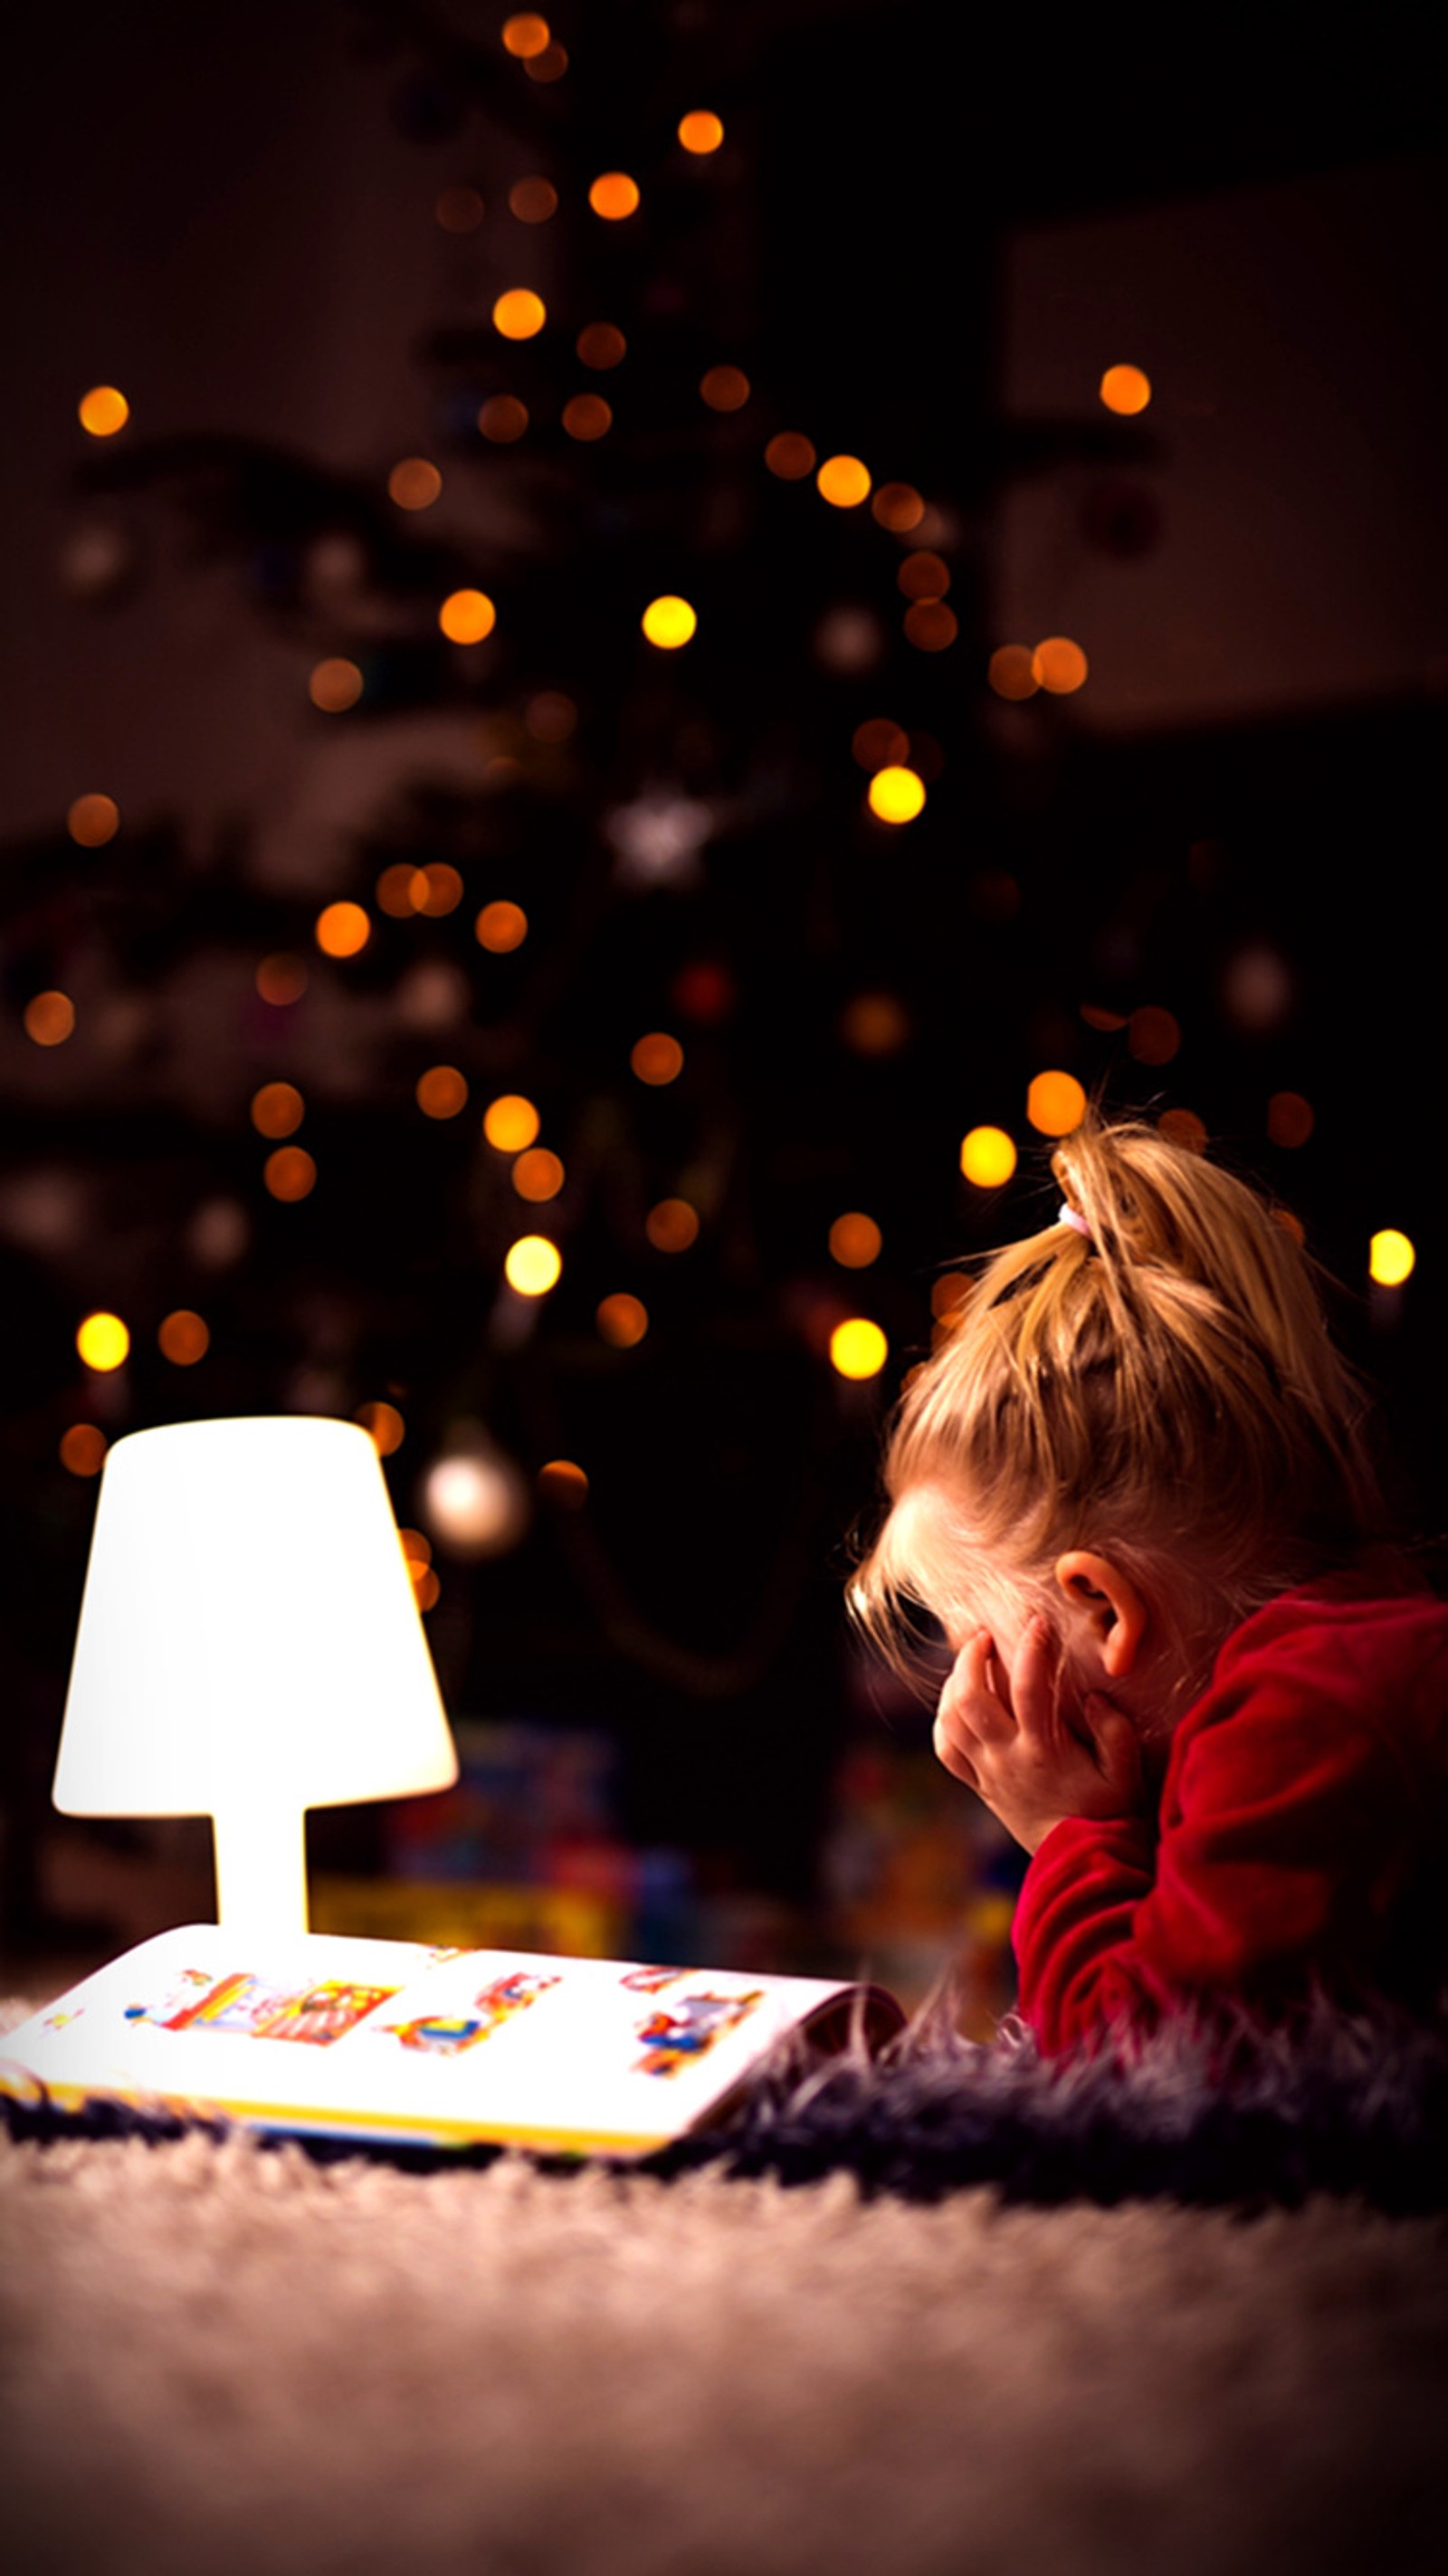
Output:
[0, 1923, 905, 2161]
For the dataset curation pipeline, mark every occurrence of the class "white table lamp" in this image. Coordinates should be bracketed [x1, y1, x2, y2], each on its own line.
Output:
[53, 1417, 459, 1934]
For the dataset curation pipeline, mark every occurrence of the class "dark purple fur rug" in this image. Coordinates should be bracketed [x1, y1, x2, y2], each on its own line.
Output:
[6, 1993, 1445, 2212]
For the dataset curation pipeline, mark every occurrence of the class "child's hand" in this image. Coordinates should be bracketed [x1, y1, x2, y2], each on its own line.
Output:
[933, 1617, 1146, 1854]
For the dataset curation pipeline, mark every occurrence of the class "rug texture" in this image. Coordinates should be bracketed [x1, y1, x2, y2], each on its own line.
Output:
[3, 1995, 1446, 2576]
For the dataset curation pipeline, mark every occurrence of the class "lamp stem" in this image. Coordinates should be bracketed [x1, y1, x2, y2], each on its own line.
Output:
[212, 1804, 310, 1937]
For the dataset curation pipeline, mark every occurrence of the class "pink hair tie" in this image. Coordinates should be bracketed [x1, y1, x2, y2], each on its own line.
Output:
[1057, 1203, 1091, 1239]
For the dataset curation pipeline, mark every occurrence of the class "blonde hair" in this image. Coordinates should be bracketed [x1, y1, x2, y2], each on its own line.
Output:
[853, 1117, 1384, 1677]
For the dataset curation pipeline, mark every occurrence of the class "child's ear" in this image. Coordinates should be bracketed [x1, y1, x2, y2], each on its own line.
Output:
[1053, 1550, 1148, 1679]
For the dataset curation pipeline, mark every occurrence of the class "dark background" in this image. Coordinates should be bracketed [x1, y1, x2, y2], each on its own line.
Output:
[1, 1, 1443, 1976]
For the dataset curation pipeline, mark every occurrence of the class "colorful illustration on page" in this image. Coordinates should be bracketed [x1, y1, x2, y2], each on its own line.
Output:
[619, 1965, 685, 1995]
[383, 1969, 562, 2057]
[123, 1966, 215, 2027]
[162, 1972, 398, 2045]
[633, 1988, 764, 2078]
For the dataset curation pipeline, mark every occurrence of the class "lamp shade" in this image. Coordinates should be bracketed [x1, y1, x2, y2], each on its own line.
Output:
[53, 1417, 459, 1930]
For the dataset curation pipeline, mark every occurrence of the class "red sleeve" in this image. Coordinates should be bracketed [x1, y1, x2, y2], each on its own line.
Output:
[1012, 1628, 1427, 2056]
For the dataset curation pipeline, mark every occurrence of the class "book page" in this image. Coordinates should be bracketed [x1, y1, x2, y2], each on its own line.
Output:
[0, 1925, 875, 2156]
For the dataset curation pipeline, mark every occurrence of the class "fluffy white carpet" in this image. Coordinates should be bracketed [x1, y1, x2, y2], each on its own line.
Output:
[3, 2104, 1445, 2576]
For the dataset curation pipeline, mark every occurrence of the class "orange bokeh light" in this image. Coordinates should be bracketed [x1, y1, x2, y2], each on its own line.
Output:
[158, 1309, 210, 1367]
[588, 173, 640, 220]
[829, 1211, 882, 1268]
[493, 289, 547, 340]
[765, 432, 816, 481]
[440, 588, 497, 644]
[478, 395, 529, 443]
[60, 1423, 108, 1477]
[1100, 364, 1152, 415]
[251, 1082, 304, 1139]
[476, 900, 529, 952]
[263, 1146, 317, 1201]
[309, 659, 364, 712]
[852, 718, 910, 772]
[562, 394, 613, 441]
[357, 1399, 405, 1455]
[987, 645, 1039, 701]
[67, 792, 119, 847]
[872, 482, 925, 532]
[256, 953, 307, 1005]
[678, 110, 724, 154]
[509, 176, 557, 223]
[1032, 636, 1089, 694]
[1026, 1071, 1087, 1137]
[898, 551, 950, 600]
[435, 186, 484, 234]
[700, 365, 750, 412]
[597, 1293, 649, 1348]
[903, 601, 957, 652]
[513, 1147, 565, 1201]
[78, 385, 129, 438]
[501, 14, 550, 57]
[416, 1065, 470, 1120]
[576, 323, 626, 369]
[630, 1032, 684, 1086]
[816, 454, 871, 509]
[1267, 1091, 1315, 1149]
[315, 902, 371, 959]
[645, 1198, 700, 1253]
[24, 990, 75, 1046]
[388, 457, 443, 510]
[483, 1093, 540, 1151]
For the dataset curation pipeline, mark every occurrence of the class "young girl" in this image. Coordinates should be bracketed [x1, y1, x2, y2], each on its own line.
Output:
[852, 1116, 1448, 2056]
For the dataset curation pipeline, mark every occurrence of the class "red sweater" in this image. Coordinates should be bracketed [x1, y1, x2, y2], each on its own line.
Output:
[1013, 1570, 1448, 2056]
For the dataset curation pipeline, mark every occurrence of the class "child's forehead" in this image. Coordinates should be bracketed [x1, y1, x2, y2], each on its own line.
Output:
[884, 1484, 979, 1605]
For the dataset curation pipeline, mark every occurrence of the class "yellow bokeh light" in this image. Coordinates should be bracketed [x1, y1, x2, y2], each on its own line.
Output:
[251, 1082, 304, 1139]
[829, 1212, 881, 1269]
[700, 365, 750, 412]
[988, 645, 1040, 701]
[513, 1147, 565, 1201]
[493, 288, 548, 340]
[315, 901, 371, 959]
[24, 990, 75, 1046]
[1369, 1228, 1415, 1287]
[960, 1126, 1017, 1188]
[435, 186, 484, 234]
[678, 110, 724, 154]
[476, 900, 529, 952]
[388, 457, 443, 511]
[256, 952, 307, 1005]
[562, 394, 613, 441]
[867, 765, 926, 825]
[357, 1399, 405, 1456]
[1026, 1071, 1087, 1138]
[478, 395, 529, 443]
[505, 1234, 562, 1295]
[484, 1092, 540, 1151]
[440, 588, 497, 644]
[588, 172, 640, 220]
[509, 176, 557, 223]
[816, 454, 872, 509]
[78, 385, 129, 438]
[765, 432, 816, 481]
[1100, 364, 1152, 415]
[1032, 636, 1089, 695]
[872, 482, 925, 533]
[576, 322, 626, 369]
[502, 13, 551, 57]
[642, 595, 697, 649]
[310, 658, 364, 712]
[77, 1311, 129, 1372]
[158, 1309, 210, 1367]
[416, 1065, 470, 1120]
[645, 1198, 700, 1253]
[830, 1318, 888, 1380]
[631, 1031, 684, 1085]
[597, 1292, 648, 1348]
[67, 792, 119, 847]
[60, 1423, 108, 1477]
[264, 1146, 318, 1201]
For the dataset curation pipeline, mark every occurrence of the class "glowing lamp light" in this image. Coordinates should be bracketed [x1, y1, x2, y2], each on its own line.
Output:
[493, 289, 548, 339]
[440, 588, 497, 644]
[484, 1093, 540, 1151]
[960, 1126, 1017, 1188]
[78, 386, 129, 438]
[867, 765, 926, 825]
[67, 793, 119, 847]
[679, 110, 724, 153]
[77, 1312, 129, 1373]
[1369, 1230, 1415, 1288]
[505, 1235, 562, 1295]
[830, 1319, 888, 1380]
[642, 595, 697, 649]
[816, 454, 872, 509]
[1026, 1072, 1087, 1138]
[52, 1417, 458, 1933]
[1100, 364, 1152, 415]
[588, 172, 641, 220]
